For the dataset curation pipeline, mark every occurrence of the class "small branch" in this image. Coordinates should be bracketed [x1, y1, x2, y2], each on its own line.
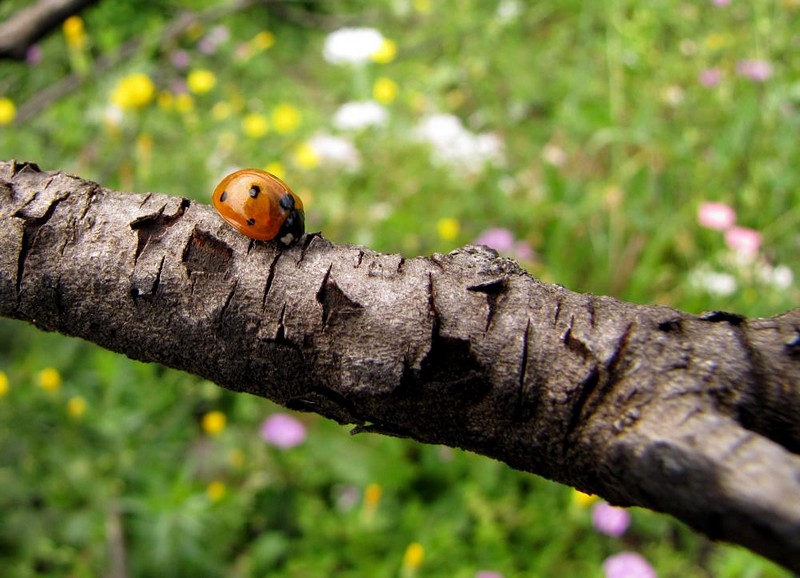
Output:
[1, 160, 799, 571]
[0, 0, 99, 60]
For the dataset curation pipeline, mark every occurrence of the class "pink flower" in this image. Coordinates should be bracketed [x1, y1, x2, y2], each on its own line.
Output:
[475, 228, 535, 261]
[603, 552, 657, 578]
[513, 241, 535, 261]
[698, 68, 722, 87]
[260, 413, 307, 449]
[476, 572, 503, 578]
[26, 45, 42, 65]
[736, 59, 773, 82]
[170, 50, 190, 70]
[697, 202, 736, 231]
[725, 226, 762, 259]
[592, 502, 631, 537]
[712, 0, 730, 5]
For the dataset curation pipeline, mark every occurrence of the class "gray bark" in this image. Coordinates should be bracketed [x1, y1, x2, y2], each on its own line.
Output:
[1, 160, 799, 571]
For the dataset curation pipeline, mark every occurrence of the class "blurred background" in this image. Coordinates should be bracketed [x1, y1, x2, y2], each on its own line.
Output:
[0, 0, 798, 576]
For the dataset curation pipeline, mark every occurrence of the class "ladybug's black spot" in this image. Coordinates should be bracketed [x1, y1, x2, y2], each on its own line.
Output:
[279, 193, 295, 211]
[246, 218, 256, 226]
[219, 190, 228, 202]
[249, 185, 260, 198]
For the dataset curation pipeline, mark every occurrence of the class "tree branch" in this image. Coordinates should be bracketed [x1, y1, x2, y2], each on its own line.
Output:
[1, 160, 799, 571]
[0, 0, 99, 60]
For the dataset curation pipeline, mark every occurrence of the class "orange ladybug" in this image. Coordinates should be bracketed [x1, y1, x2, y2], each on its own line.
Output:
[212, 168, 305, 246]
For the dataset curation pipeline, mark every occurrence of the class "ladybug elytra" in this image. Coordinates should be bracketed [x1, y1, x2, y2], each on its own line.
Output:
[212, 168, 305, 246]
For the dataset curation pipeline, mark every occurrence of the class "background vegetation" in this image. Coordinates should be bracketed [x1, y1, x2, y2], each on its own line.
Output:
[0, 0, 798, 576]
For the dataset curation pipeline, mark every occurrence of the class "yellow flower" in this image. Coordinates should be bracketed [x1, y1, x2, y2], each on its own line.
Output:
[211, 101, 232, 121]
[111, 73, 156, 110]
[264, 161, 286, 180]
[436, 217, 460, 241]
[207, 480, 227, 502]
[364, 483, 382, 510]
[242, 113, 269, 139]
[187, 69, 217, 95]
[137, 133, 153, 159]
[0, 371, 9, 396]
[157, 91, 174, 110]
[37, 367, 62, 392]
[228, 448, 246, 468]
[252, 31, 276, 51]
[0, 97, 16, 125]
[175, 93, 194, 113]
[271, 103, 301, 134]
[572, 489, 597, 508]
[202, 410, 226, 435]
[373, 77, 398, 104]
[704, 33, 728, 51]
[67, 396, 87, 418]
[63, 16, 86, 49]
[413, 0, 432, 13]
[372, 38, 397, 63]
[293, 142, 319, 169]
[402, 542, 425, 570]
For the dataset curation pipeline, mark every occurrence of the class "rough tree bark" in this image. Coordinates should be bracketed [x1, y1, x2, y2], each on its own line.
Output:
[1, 160, 799, 571]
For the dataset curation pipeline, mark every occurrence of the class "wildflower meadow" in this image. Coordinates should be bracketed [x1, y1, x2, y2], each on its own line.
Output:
[0, 0, 798, 576]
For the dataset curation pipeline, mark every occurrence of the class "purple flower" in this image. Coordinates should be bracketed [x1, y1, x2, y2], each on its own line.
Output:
[513, 241, 534, 261]
[736, 59, 773, 82]
[260, 413, 307, 449]
[603, 552, 657, 578]
[170, 50, 190, 70]
[698, 68, 722, 87]
[26, 45, 42, 65]
[475, 228, 535, 262]
[198, 25, 230, 55]
[475, 228, 515, 252]
[592, 502, 631, 537]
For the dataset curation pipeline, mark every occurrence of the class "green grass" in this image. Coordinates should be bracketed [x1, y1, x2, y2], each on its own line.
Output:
[0, 0, 798, 575]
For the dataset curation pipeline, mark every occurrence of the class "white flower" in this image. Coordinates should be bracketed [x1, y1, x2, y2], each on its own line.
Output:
[333, 101, 388, 131]
[688, 267, 737, 296]
[414, 113, 504, 174]
[541, 143, 567, 167]
[757, 263, 794, 290]
[496, 0, 521, 22]
[323, 27, 384, 65]
[308, 133, 361, 171]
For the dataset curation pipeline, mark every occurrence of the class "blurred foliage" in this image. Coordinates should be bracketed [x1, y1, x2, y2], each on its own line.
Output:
[0, 0, 798, 575]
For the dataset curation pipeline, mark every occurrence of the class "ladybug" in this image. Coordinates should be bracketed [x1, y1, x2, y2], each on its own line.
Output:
[212, 168, 305, 246]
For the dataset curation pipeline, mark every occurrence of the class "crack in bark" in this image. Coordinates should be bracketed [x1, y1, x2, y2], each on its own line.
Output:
[513, 318, 533, 420]
[274, 302, 287, 342]
[131, 198, 190, 263]
[78, 183, 100, 221]
[316, 264, 364, 329]
[296, 232, 320, 266]
[467, 277, 508, 333]
[218, 280, 238, 322]
[285, 385, 365, 426]
[564, 367, 601, 452]
[261, 252, 281, 310]
[182, 226, 232, 275]
[14, 192, 69, 297]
